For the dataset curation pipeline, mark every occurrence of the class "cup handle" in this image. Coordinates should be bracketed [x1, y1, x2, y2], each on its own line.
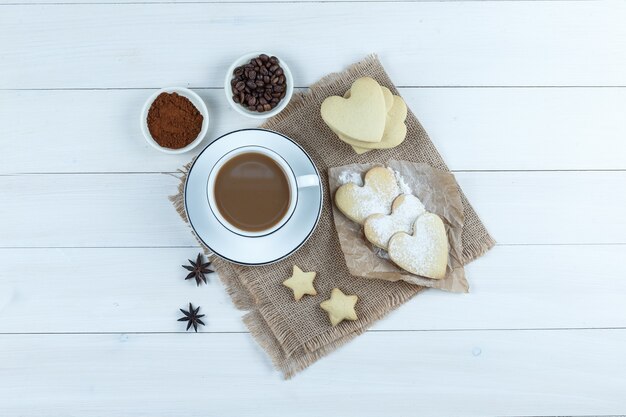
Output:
[296, 174, 320, 189]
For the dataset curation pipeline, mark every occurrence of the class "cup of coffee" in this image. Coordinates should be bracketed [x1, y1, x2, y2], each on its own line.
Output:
[207, 146, 320, 237]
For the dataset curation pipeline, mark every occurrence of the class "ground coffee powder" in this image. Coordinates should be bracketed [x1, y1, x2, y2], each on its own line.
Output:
[147, 92, 203, 149]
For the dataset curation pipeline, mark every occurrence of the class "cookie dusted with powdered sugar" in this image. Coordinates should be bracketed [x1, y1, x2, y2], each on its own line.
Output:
[388, 212, 449, 280]
[334, 166, 400, 224]
[364, 194, 426, 250]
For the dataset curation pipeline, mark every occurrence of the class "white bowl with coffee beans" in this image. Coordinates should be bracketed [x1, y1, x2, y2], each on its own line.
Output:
[225, 52, 294, 119]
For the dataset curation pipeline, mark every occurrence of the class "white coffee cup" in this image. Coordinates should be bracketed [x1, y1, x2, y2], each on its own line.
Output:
[207, 145, 320, 237]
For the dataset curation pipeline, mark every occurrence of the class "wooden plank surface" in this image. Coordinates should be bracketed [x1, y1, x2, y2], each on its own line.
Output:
[2, 0, 626, 415]
[4, 0, 430, 3]
[1, 87, 625, 174]
[1, 2, 625, 88]
[1, 171, 625, 247]
[1, 331, 625, 417]
[1, 245, 625, 333]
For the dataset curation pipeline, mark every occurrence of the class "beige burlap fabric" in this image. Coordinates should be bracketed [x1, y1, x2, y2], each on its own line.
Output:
[171, 55, 495, 378]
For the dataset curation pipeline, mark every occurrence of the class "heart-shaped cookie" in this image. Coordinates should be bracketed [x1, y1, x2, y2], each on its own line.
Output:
[335, 167, 400, 224]
[364, 194, 426, 250]
[345, 85, 394, 112]
[321, 77, 387, 143]
[340, 96, 408, 154]
[388, 212, 449, 280]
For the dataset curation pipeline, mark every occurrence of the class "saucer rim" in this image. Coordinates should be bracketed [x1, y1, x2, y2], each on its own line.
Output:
[184, 128, 323, 266]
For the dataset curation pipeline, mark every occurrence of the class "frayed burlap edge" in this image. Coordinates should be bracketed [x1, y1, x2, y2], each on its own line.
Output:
[462, 232, 496, 264]
[169, 165, 256, 310]
[169, 55, 495, 378]
[170, 163, 425, 378]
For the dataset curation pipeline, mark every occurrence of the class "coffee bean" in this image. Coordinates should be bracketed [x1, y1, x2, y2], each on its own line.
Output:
[230, 54, 288, 113]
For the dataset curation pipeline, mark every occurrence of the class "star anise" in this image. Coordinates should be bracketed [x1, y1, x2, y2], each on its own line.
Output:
[177, 303, 205, 332]
[183, 253, 213, 286]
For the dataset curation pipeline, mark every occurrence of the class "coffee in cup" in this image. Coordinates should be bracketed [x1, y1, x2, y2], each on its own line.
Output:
[208, 146, 319, 237]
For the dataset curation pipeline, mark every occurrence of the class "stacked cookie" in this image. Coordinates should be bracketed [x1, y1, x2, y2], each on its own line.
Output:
[321, 77, 408, 154]
[335, 167, 449, 280]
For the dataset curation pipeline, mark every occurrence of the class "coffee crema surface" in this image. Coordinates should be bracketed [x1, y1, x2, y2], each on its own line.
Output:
[214, 152, 291, 232]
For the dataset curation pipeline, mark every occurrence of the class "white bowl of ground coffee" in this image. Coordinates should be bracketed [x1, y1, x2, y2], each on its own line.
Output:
[140, 87, 210, 154]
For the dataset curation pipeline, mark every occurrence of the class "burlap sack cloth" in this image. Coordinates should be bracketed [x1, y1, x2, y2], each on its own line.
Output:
[171, 55, 495, 378]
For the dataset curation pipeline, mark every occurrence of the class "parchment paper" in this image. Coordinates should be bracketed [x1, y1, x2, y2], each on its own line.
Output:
[329, 161, 468, 292]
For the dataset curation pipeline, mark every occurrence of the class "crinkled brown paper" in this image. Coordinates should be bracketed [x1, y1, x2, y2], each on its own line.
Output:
[329, 161, 467, 293]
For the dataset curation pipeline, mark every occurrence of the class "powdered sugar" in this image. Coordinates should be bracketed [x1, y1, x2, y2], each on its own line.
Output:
[337, 170, 363, 186]
[335, 167, 401, 224]
[387, 213, 448, 279]
[364, 194, 426, 249]
[393, 170, 412, 194]
[345, 182, 398, 223]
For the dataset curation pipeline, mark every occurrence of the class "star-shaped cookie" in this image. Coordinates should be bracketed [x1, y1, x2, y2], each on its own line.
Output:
[320, 288, 359, 326]
[282, 265, 317, 301]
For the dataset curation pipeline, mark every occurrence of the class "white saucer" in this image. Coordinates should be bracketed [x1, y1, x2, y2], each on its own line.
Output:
[184, 129, 323, 265]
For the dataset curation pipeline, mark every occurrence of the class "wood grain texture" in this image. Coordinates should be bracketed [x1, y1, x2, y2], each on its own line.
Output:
[1, 87, 625, 174]
[1, 331, 625, 416]
[1, 245, 626, 333]
[4, 0, 436, 3]
[1, 171, 625, 247]
[1, 2, 625, 88]
[2, 0, 626, 414]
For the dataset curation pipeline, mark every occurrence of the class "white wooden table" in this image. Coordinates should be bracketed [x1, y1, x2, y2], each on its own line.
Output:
[1, 1, 626, 415]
